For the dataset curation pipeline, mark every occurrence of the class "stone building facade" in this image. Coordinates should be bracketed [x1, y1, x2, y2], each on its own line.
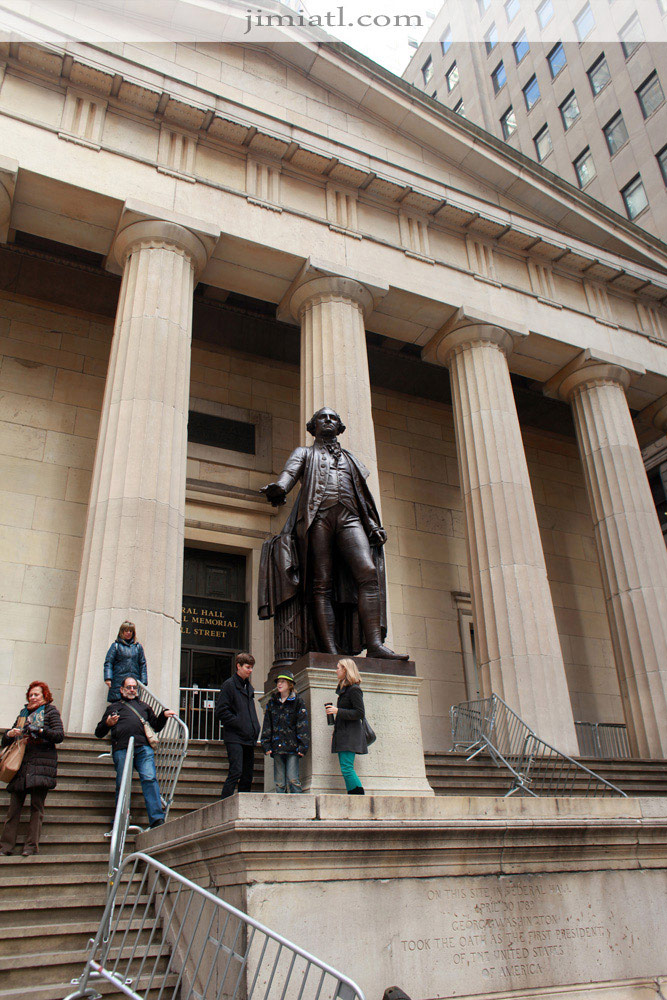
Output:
[403, 0, 667, 238]
[1, 0, 667, 758]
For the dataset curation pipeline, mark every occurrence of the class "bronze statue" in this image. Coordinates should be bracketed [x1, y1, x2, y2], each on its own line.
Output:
[258, 406, 408, 662]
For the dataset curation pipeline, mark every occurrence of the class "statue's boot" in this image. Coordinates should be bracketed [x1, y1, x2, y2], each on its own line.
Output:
[312, 593, 339, 654]
[366, 643, 410, 660]
[359, 582, 409, 660]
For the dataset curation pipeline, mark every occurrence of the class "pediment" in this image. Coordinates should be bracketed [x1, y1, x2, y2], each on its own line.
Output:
[2, 0, 667, 300]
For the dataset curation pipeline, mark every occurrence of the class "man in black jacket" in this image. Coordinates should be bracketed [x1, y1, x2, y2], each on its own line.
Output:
[215, 652, 260, 799]
[95, 676, 175, 828]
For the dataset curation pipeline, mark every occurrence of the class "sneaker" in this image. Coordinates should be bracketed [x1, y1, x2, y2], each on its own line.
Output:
[149, 819, 165, 829]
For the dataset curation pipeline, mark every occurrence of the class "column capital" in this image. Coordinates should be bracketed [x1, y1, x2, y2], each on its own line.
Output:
[422, 307, 527, 367]
[638, 392, 667, 434]
[543, 348, 645, 402]
[0, 154, 18, 244]
[109, 200, 220, 277]
[277, 257, 388, 324]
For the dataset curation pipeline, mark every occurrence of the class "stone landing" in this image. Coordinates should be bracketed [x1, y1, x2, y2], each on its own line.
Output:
[139, 794, 667, 1000]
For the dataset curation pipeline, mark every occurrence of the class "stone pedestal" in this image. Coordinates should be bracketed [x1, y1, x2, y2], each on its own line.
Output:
[62, 206, 218, 732]
[139, 795, 667, 1000]
[261, 654, 433, 796]
[547, 350, 667, 759]
[425, 314, 578, 754]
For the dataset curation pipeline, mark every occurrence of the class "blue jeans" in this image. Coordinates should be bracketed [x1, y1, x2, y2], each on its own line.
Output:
[338, 751, 362, 792]
[273, 753, 303, 793]
[113, 744, 164, 826]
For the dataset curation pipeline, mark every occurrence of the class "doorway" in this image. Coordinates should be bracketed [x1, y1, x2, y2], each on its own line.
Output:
[180, 547, 247, 740]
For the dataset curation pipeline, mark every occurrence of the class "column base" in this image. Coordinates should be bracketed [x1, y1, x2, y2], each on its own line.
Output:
[261, 656, 432, 797]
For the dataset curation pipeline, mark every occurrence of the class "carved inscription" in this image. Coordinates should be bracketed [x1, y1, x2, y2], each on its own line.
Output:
[396, 877, 614, 989]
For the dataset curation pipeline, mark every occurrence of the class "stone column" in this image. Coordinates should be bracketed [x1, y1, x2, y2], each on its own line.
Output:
[546, 350, 667, 758]
[425, 314, 578, 753]
[278, 260, 388, 502]
[63, 209, 218, 732]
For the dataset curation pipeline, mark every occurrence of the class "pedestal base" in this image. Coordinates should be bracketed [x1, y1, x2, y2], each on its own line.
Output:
[261, 655, 433, 796]
[139, 795, 667, 1000]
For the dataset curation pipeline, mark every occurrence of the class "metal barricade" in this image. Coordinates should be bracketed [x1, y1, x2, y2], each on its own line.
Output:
[451, 694, 627, 798]
[179, 686, 223, 741]
[449, 698, 489, 753]
[137, 681, 189, 818]
[65, 851, 366, 1000]
[575, 721, 631, 759]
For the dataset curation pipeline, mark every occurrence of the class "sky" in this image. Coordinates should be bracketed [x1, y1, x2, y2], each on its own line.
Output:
[282, 0, 433, 74]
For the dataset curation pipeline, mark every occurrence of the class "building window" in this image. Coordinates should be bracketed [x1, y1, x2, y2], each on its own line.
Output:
[477, 0, 490, 14]
[658, 145, 667, 185]
[588, 54, 611, 95]
[560, 91, 580, 130]
[422, 56, 434, 86]
[505, 0, 520, 22]
[574, 147, 596, 187]
[188, 411, 256, 454]
[620, 13, 644, 58]
[454, 98, 465, 115]
[537, 0, 554, 28]
[523, 75, 540, 110]
[492, 61, 507, 93]
[485, 22, 498, 53]
[441, 26, 452, 55]
[513, 30, 530, 63]
[447, 62, 460, 91]
[574, 3, 595, 41]
[534, 124, 552, 161]
[622, 174, 648, 218]
[603, 112, 629, 155]
[547, 42, 567, 77]
[501, 105, 518, 137]
[637, 71, 665, 118]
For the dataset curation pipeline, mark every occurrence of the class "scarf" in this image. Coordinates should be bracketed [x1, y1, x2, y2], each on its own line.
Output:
[16, 704, 46, 732]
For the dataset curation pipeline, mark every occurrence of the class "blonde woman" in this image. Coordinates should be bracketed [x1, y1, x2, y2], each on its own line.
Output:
[325, 658, 366, 795]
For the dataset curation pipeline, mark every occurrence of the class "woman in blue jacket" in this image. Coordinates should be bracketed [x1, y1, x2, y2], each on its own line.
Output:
[104, 621, 148, 701]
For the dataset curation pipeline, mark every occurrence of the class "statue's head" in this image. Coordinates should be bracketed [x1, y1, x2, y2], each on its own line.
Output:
[306, 406, 346, 438]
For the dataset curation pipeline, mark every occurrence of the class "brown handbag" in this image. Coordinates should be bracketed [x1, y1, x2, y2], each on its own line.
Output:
[0, 737, 28, 784]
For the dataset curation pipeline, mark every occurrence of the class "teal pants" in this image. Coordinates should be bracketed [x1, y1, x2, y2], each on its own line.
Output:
[338, 751, 362, 791]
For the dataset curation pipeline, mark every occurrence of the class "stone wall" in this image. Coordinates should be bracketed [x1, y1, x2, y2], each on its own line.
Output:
[0, 291, 109, 712]
[0, 291, 621, 743]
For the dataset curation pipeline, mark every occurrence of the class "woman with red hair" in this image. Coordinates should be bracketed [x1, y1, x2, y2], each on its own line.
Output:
[0, 681, 64, 857]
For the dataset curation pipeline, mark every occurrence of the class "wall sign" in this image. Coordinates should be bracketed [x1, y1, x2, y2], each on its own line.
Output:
[181, 597, 245, 648]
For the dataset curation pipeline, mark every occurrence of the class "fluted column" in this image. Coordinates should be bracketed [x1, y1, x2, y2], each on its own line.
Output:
[547, 351, 667, 758]
[279, 262, 388, 502]
[425, 317, 578, 753]
[63, 213, 217, 732]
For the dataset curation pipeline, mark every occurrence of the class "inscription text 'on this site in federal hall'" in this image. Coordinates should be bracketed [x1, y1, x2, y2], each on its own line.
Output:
[365, 869, 665, 997]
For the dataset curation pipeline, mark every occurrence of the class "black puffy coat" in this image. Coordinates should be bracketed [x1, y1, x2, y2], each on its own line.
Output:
[331, 684, 367, 755]
[2, 703, 64, 793]
[261, 692, 310, 755]
[215, 674, 260, 745]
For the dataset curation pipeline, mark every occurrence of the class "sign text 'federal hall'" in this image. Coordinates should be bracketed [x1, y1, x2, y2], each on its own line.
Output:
[180, 598, 244, 647]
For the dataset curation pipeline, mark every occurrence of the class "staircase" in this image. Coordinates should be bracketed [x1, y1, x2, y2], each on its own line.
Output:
[1, 737, 666, 1000]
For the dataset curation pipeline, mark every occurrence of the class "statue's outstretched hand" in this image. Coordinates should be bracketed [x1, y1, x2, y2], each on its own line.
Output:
[369, 528, 387, 547]
[261, 483, 287, 507]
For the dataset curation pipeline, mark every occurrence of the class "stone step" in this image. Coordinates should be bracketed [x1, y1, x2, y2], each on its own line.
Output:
[0, 915, 155, 957]
[0, 944, 171, 990]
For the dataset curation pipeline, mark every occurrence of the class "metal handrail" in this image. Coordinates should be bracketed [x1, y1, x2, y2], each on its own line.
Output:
[450, 694, 627, 797]
[108, 736, 139, 891]
[136, 680, 189, 819]
[65, 850, 366, 1000]
[575, 720, 631, 758]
